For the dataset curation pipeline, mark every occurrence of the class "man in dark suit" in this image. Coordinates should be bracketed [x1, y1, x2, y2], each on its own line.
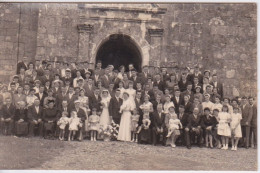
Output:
[83, 78, 95, 98]
[93, 60, 105, 76]
[134, 91, 143, 115]
[185, 107, 203, 149]
[40, 69, 53, 85]
[138, 65, 151, 85]
[210, 74, 223, 98]
[35, 85, 47, 107]
[152, 104, 167, 146]
[183, 95, 193, 115]
[27, 98, 44, 137]
[172, 89, 183, 114]
[100, 68, 112, 89]
[56, 86, 69, 109]
[37, 60, 47, 77]
[71, 100, 86, 141]
[178, 72, 188, 92]
[109, 89, 123, 124]
[190, 65, 203, 84]
[89, 88, 102, 112]
[176, 105, 190, 146]
[249, 97, 257, 148]
[192, 76, 203, 93]
[0, 98, 15, 135]
[17, 56, 28, 74]
[181, 82, 194, 104]
[129, 69, 141, 89]
[80, 61, 93, 79]
[67, 87, 78, 111]
[152, 94, 164, 111]
[153, 73, 165, 92]
[61, 69, 73, 86]
[240, 96, 253, 149]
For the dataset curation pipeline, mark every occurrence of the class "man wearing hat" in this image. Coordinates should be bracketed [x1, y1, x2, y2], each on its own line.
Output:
[109, 88, 123, 124]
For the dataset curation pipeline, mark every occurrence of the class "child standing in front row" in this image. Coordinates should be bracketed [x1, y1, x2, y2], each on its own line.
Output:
[57, 111, 70, 141]
[230, 107, 242, 151]
[88, 108, 100, 141]
[131, 108, 140, 142]
[217, 105, 231, 150]
[68, 111, 82, 141]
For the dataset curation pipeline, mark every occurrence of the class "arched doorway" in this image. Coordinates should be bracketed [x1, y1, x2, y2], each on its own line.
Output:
[96, 34, 142, 72]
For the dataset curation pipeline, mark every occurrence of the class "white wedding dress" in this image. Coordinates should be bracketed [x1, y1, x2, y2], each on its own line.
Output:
[118, 98, 135, 142]
[99, 97, 111, 130]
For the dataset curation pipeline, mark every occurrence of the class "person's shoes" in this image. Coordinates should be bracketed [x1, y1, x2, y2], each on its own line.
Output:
[225, 145, 228, 150]
[131, 139, 134, 142]
[187, 146, 191, 149]
[234, 146, 237, 151]
[246, 146, 249, 149]
[221, 146, 225, 150]
[231, 146, 234, 151]
[135, 139, 138, 143]
[171, 144, 176, 148]
[94, 138, 96, 141]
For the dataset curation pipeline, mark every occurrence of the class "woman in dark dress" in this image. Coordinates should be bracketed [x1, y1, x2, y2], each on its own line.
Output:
[14, 101, 28, 136]
[43, 100, 60, 139]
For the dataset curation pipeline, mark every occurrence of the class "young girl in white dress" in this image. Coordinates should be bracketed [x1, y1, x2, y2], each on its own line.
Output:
[131, 108, 140, 142]
[88, 108, 100, 141]
[230, 107, 242, 151]
[118, 92, 135, 142]
[57, 111, 70, 141]
[99, 90, 111, 131]
[217, 105, 231, 150]
[68, 111, 82, 141]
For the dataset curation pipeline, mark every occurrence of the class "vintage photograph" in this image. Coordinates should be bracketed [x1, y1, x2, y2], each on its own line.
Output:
[0, 2, 257, 171]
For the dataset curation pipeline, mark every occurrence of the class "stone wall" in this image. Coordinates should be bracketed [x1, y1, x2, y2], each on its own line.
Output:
[0, 3, 257, 97]
[160, 3, 257, 97]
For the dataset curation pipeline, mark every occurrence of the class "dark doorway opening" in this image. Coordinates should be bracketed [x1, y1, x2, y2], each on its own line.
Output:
[96, 34, 142, 72]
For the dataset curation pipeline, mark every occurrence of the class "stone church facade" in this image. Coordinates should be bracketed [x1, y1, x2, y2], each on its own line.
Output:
[0, 3, 257, 97]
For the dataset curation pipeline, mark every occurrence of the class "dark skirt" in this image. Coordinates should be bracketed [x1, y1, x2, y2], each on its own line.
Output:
[138, 128, 152, 144]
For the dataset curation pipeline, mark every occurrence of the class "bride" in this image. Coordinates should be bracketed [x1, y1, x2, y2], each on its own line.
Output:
[99, 89, 111, 130]
[118, 92, 135, 142]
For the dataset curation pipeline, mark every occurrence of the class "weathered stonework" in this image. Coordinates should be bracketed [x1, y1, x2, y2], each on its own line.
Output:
[0, 3, 257, 97]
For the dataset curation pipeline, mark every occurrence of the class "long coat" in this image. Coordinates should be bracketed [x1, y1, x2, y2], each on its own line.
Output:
[108, 96, 123, 122]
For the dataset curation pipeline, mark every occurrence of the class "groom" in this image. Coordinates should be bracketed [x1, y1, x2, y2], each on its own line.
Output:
[109, 89, 123, 124]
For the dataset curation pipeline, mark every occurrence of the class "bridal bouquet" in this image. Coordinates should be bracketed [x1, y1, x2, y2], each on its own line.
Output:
[110, 121, 120, 141]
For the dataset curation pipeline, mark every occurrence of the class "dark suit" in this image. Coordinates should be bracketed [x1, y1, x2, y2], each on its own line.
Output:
[183, 101, 193, 114]
[35, 92, 47, 107]
[185, 114, 203, 148]
[134, 98, 143, 115]
[180, 90, 194, 104]
[250, 104, 257, 146]
[190, 73, 203, 84]
[89, 94, 102, 112]
[172, 96, 182, 114]
[0, 104, 16, 135]
[40, 75, 53, 85]
[37, 67, 45, 77]
[109, 96, 123, 124]
[210, 81, 223, 98]
[67, 94, 78, 111]
[27, 105, 43, 136]
[14, 108, 28, 136]
[153, 80, 165, 92]
[178, 80, 188, 92]
[61, 77, 73, 86]
[138, 72, 151, 85]
[17, 61, 28, 74]
[152, 111, 167, 145]
[241, 104, 253, 147]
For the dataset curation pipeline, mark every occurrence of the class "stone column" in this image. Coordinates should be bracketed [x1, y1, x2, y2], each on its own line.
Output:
[77, 24, 93, 62]
[148, 28, 164, 67]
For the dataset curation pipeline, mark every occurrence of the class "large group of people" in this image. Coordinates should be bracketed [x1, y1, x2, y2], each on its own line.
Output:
[0, 56, 257, 151]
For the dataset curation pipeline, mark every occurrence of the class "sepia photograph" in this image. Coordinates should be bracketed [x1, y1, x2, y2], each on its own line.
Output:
[0, 1, 257, 171]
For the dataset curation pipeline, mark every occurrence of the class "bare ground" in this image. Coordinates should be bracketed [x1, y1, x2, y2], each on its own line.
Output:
[0, 136, 257, 170]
